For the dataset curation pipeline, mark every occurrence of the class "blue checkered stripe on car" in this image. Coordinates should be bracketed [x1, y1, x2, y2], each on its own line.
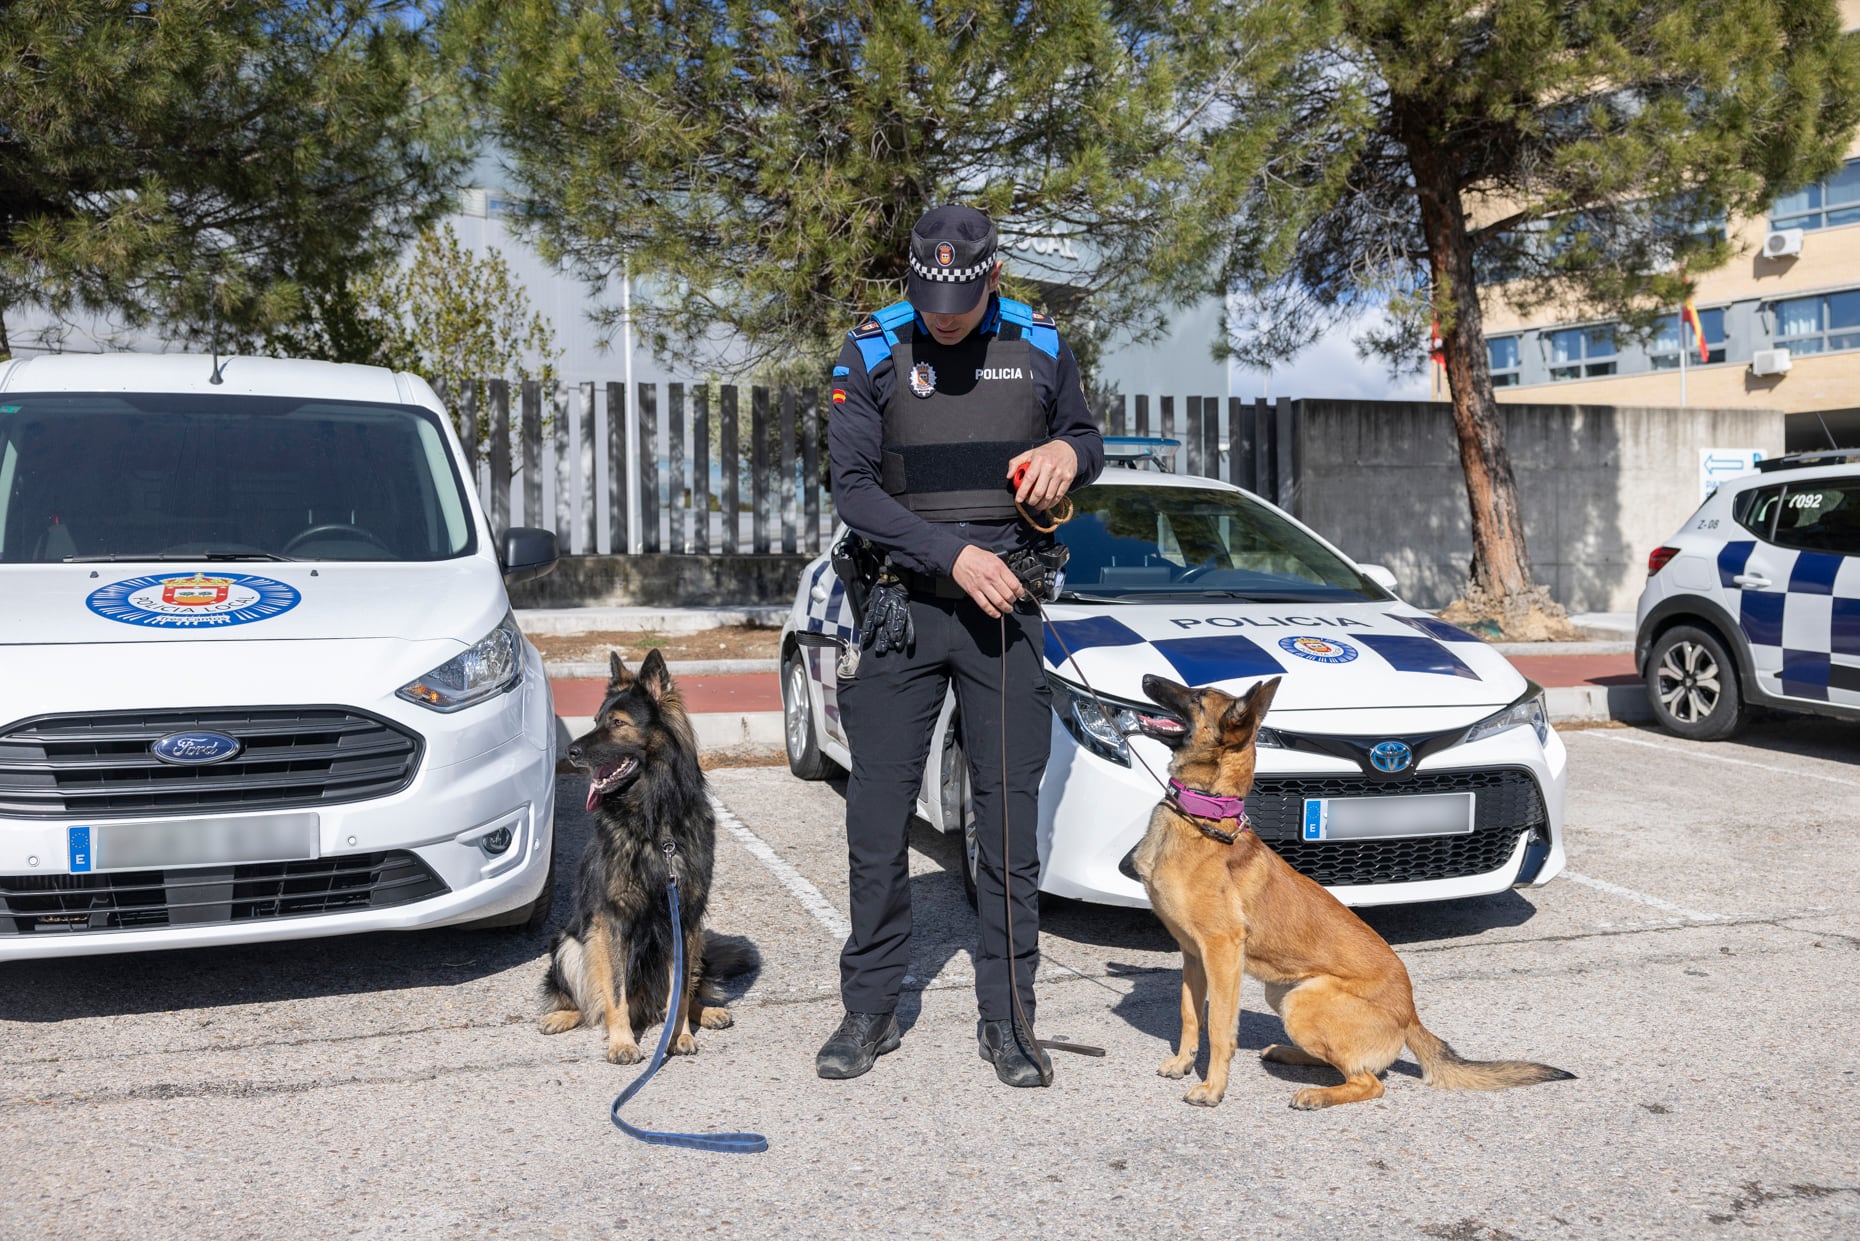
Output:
[800, 560, 858, 642]
[1717, 540, 1860, 701]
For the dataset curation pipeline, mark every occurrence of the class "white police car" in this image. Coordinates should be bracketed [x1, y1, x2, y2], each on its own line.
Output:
[1636, 450, 1860, 739]
[780, 439, 1567, 909]
[0, 353, 560, 959]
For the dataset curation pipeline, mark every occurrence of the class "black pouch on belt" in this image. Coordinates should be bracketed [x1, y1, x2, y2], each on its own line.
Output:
[829, 529, 882, 620]
[1000, 541, 1071, 603]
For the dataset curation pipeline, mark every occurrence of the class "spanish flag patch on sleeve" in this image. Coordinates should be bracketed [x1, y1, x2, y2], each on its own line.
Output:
[832, 388, 847, 404]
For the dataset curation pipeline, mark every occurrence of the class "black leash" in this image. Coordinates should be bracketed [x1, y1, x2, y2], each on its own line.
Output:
[609, 841, 768, 1154]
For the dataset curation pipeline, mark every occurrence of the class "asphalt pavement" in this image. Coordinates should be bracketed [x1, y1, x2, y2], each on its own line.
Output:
[4, 716, 1858, 1239]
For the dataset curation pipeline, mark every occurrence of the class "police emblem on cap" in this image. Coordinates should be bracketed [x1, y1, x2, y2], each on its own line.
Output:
[909, 362, 937, 398]
[934, 242, 954, 267]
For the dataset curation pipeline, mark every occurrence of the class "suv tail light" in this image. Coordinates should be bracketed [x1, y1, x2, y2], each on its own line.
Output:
[1647, 546, 1679, 576]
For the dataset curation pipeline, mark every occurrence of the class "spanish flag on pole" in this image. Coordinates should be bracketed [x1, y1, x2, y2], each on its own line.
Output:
[1681, 297, 1708, 365]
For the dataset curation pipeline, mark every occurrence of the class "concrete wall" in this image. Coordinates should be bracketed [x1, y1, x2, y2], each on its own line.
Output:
[508, 552, 815, 608]
[1296, 400, 1786, 613]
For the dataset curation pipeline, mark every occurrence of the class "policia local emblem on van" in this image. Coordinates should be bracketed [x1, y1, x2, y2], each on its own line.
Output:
[1279, 635, 1359, 664]
[908, 362, 937, 398]
[87, 571, 302, 629]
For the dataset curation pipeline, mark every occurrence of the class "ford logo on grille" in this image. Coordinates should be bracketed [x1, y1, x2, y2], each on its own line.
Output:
[151, 731, 243, 765]
[1369, 740, 1413, 773]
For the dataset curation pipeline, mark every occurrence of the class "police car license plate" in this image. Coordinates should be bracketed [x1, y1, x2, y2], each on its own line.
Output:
[1300, 792, 1474, 842]
[67, 814, 320, 872]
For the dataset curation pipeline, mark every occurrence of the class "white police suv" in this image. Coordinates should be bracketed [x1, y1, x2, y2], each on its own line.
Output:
[1636, 450, 1860, 739]
[780, 439, 1567, 909]
[0, 353, 560, 959]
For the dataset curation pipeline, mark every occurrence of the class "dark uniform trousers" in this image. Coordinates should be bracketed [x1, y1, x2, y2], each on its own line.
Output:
[837, 590, 1051, 1023]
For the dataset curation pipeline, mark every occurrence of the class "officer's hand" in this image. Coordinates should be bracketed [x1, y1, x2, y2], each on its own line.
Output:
[1008, 440, 1080, 511]
[952, 545, 1025, 619]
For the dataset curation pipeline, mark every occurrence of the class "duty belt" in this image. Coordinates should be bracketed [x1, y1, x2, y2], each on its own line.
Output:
[893, 566, 966, 600]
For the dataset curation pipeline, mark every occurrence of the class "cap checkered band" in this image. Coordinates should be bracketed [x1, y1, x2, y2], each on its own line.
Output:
[909, 250, 996, 282]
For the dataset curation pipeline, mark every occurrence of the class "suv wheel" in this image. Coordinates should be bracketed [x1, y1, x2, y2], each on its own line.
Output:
[1646, 624, 1744, 741]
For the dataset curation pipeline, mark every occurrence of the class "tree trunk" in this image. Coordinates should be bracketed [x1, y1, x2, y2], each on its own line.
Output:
[1401, 106, 1574, 639]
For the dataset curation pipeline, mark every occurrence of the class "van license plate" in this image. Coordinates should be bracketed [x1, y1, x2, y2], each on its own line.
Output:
[70, 814, 321, 871]
[1300, 793, 1474, 842]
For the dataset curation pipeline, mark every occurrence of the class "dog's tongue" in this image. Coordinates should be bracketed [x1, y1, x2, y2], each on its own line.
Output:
[585, 780, 601, 814]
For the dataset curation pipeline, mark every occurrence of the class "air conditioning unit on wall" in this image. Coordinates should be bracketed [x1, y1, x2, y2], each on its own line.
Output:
[1751, 347, 1793, 377]
[1763, 228, 1804, 259]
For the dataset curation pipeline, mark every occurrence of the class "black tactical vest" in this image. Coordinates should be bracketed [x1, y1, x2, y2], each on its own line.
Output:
[879, 318, 1043, 522]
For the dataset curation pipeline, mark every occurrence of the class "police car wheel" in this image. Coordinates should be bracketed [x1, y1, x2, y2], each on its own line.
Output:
[1646, 625, 1744, 741]
[782, 654, 833, 780]
[939, 734, 980, 907]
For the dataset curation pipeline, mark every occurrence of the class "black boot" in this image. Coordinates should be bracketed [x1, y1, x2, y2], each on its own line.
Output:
[978, 1018, 1052, 1088]
[816, 1010, 901, 1080]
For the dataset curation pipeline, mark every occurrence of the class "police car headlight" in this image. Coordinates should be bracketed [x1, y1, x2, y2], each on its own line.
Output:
[1463, 684, 1549, 747]
[1047, 675, 1143, 766]
[398, 614, 524, 712]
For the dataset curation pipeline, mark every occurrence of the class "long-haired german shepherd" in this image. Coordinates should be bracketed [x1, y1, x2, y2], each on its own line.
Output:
[542, 649, 748, 1064]
[1133, 674, 1573, 1109]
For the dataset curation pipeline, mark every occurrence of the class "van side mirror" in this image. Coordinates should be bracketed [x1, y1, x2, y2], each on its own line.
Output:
[500, 527, 559, 587]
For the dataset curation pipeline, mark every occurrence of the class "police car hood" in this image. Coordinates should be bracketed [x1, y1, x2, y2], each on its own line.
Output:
[1041, 601, 1525, 712]
[0, 560, 509, 647]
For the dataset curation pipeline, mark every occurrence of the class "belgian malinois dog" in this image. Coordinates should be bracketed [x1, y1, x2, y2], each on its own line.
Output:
[1132, 674, 1573, 1109]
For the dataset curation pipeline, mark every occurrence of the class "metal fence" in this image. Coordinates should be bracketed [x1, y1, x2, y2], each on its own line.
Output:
[460, 379, 1303, 556]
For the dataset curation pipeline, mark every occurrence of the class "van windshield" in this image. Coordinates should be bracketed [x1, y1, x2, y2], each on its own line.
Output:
[0, 393, 474, 563]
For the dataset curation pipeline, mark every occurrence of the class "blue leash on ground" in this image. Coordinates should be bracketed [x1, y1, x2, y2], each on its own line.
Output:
[609, 864, 768, 1154]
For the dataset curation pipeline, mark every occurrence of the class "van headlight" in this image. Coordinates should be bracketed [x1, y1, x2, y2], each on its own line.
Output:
[1463, 684, 1550, 746]
[398, 614, 524, 712]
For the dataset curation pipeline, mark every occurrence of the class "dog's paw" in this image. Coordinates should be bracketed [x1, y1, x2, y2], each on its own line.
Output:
[1289, 1088, 1325, 1110]
[539, 1010, 582, 1036]
[606, 1040, 645, 1065]
[670, 1032, 700, 1056]
[1157, 1056, 1194, 1079]
[698, 1005, 734, 1030]
[1183, 1082, 1225, 1107]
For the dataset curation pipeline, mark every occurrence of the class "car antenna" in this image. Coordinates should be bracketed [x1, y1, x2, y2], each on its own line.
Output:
[208, 278, 227, 385]
[1815, 410, 1839, 450]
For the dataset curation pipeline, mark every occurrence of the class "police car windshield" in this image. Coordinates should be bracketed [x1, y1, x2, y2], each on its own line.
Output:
[0, 393, 475, 563]
[1058, 484, 1388, 602]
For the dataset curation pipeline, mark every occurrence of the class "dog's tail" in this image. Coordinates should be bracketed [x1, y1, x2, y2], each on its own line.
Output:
[1406, 1019, 1575, 1092]
[702, 932, 760, 980]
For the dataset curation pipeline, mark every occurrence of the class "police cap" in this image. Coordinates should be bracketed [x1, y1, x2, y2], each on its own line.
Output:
[906, 205, 998, 316]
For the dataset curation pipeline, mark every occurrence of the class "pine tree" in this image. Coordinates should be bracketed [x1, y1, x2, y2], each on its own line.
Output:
[0, 0, 471, 355]
[1209, 0, 1860, 634]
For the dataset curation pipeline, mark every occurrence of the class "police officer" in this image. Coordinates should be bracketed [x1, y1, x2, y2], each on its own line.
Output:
[815, 205, 1103, 1087]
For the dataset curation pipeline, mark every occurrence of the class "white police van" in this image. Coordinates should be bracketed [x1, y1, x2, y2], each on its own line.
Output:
[781, 439, 1567, 909]
[1636, 450, 1860, 739]
[0, 353, 560, 959]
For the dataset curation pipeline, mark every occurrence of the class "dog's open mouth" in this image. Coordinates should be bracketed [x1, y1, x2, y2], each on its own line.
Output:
[1133, 711, 1187, 740]
[585, 758, 640, 812]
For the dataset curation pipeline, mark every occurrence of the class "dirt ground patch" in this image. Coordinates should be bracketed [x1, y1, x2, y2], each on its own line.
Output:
[524, 625, 782, 665]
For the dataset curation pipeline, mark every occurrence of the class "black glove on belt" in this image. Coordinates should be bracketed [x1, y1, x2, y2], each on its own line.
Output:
[860, 575, 913, 656]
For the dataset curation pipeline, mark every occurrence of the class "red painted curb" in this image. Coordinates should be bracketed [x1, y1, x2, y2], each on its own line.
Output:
[551, 673, 782, 716]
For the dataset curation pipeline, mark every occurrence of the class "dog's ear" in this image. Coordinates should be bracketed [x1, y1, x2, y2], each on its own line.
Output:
[1222, 675, 1281, 739]
[1141, 674, 1195, 717]
[607, 651, 634, 692]
[637, 647, 673, 702]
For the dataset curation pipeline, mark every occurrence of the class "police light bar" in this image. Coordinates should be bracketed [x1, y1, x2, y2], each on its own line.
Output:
[1102, 436, 1181, 470]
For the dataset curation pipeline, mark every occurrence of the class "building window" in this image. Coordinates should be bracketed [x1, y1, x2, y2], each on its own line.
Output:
[1771, 160, 1860, 232]
[1649, 308, 1726, 369]
[1546, 325, 1616, 381]
[1774, 290, 1860, 355]
[1487, 336, 1521, 387]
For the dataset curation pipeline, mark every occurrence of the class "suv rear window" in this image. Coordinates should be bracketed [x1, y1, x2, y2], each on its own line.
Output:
[0, 393, 474, 563]
[1736, 480, 1860, 556]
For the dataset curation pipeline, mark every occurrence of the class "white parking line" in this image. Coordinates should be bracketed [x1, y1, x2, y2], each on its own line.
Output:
[1592, 730, 1860, 790]
[710, 795, 852, 942]
[1562, 871, 1729, 923]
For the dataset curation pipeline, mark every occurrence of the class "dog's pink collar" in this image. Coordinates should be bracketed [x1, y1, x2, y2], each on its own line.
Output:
[1167, 779, 1250, 844]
